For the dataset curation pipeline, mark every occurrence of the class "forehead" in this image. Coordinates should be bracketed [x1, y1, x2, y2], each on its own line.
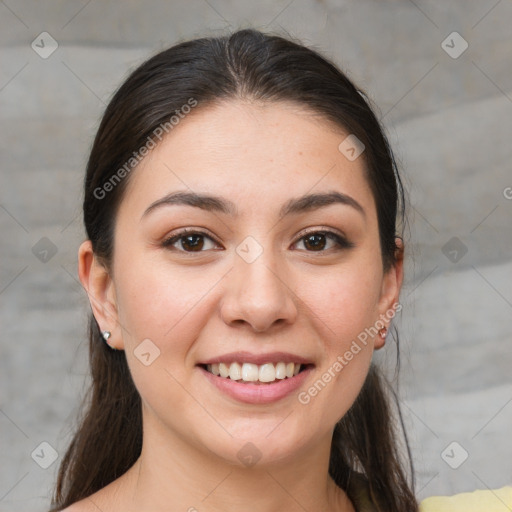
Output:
[120, 100, 375, 218]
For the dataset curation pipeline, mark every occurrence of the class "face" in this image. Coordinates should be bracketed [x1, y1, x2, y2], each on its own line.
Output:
[81, 100, 402, 467]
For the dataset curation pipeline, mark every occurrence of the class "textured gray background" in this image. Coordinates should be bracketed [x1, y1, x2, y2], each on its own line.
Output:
[1, 1, 511, 510]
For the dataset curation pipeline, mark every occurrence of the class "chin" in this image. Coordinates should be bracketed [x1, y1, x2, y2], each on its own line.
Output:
[199, 423, 318, 469]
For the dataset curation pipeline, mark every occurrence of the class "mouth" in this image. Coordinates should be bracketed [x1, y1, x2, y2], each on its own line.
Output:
[198, 361, 313, 385]
[196, 351, 315, 403]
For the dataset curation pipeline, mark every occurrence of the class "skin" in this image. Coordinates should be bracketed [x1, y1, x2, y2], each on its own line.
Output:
[73, 100, 403, 512]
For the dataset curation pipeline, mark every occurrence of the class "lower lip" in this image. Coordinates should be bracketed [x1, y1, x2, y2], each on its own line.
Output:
[198, 366, 313, 404]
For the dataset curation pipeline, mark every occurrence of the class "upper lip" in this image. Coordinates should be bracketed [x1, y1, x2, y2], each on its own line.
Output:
[198, 351, 314, 366]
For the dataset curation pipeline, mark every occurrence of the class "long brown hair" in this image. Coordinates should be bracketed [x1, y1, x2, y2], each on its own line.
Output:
[50, 29, 417, 511]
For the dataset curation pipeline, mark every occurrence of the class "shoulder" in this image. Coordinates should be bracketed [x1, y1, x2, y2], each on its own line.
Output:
[56, 471, 132, 512]
[59, 505, 86, 512]
[59, 500, 98, 512]
[419, 486, 512, 511]
[57, 491, 110, 512]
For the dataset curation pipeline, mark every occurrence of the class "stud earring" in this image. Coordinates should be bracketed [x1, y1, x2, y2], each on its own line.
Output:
[102, 331, 118, 350]
[379, 327, 388, 340]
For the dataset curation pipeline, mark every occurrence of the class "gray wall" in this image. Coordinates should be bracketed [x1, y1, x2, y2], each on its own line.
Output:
[1, 1, 511, 510]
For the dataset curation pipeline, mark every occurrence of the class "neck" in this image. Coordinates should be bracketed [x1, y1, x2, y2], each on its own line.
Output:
[111, 414, 354, 512]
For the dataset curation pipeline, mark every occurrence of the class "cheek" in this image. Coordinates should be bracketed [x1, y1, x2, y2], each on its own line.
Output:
[294, 261, 382, 422]
[112, 257, 213, 414]
[114, 256, 214, 346]
[303, 261, 383, 344]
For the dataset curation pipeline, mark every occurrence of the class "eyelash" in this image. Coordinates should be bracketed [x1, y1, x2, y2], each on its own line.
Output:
[162, 228, 354, 253]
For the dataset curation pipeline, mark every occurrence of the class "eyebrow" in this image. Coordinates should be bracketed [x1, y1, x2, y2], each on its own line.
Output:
[141, 190, 365, 220]
[279, 191, 365, 219]
[142, 191, 237, 218]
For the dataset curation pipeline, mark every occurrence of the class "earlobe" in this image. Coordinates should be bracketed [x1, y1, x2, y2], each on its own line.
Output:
[78, 241, 123, 349]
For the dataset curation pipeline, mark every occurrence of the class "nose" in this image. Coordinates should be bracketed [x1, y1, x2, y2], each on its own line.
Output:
[220, 249, 298, 333]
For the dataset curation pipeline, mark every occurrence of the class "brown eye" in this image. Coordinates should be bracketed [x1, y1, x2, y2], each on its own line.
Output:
[180, 234, 205, 251]
[303, 233, 327, 251]
[293, 231, 354, 252]
[162, 230, 220, 252]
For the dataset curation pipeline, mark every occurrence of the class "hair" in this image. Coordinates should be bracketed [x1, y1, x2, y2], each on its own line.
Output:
[50, 29, 417, 511]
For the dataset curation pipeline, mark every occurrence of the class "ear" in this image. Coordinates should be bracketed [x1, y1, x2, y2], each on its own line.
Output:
[374, 237, 404, 349]
[78, 240, 124, 350]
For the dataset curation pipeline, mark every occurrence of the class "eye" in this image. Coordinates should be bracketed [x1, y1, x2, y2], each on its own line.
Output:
[292, 230, 353, 252]
[162, 229, 221, 252]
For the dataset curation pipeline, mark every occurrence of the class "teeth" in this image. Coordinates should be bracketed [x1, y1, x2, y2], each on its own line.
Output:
[242, 363, 259, 381]
[219, 363, 230, 378]
[275, 362, 286, 379]
[206, 362, 304, 383]
[259, 363, 275, 383]
[229, 362, 242, 380]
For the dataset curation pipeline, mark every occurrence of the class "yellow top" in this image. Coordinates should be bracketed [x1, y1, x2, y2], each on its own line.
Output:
[345, 473, 512, 511]
[419, 486, 512, 511]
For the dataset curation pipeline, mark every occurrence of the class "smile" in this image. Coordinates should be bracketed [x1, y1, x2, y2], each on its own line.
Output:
[204, 361, 303, 384]
[197, 351, 314, 403]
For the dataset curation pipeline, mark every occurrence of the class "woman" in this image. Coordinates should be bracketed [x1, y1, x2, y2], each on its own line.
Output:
[50, 28, 509, 512]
